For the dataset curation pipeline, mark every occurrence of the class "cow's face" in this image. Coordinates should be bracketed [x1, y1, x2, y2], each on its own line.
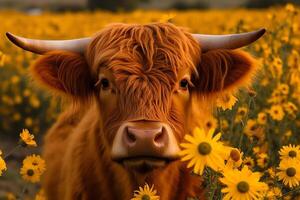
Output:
[7, 23, 263, 174]
[85, 23, 200, 172]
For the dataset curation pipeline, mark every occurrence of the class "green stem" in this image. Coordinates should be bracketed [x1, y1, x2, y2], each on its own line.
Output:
[3, 144, 21, 160]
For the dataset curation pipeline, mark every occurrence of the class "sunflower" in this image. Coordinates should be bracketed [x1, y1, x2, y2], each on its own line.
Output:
[243, 157, 255, 169]
[35, 189, 46, 200]
[224, 148, 243, 169]
[19, 129, 37, 147]
[243, 119, 264, 141]
[131, 183, 159, 200]
[220, 166, 268, 200]
[179, 127, 227, 175]
[267, 167, 276, 179]
[268, 105, 285, 121]
[265, 186, 282, 199]
[277, 159, 300, 188]
[20, 155, 46, 183]
[23, 154, 46, 174]
[235, 107, 248, 123]
[256, 153, 268, 168]
[279, 144, 300, 162]
[220, 119, 229, 131]
[284, 102, 298, 115]
[0, 150, 7, 176]
[257, 112, 267, 125]
[216, 93, 237, 110]
[6, 193, 16, 200]
[20, 162, 41, 183]
[278, 83, 289, 95]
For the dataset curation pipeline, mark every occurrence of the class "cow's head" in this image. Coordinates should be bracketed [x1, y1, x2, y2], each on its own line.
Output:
[6, 23, 265, 173]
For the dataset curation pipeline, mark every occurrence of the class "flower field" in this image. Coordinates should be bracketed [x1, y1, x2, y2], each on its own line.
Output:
[1, 4, 300, 200]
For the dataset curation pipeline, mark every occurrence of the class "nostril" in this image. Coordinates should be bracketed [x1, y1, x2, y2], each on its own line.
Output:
[125, 128, 137, 145]
[154, 129, 167, 147]
[154, 132, 164, 143]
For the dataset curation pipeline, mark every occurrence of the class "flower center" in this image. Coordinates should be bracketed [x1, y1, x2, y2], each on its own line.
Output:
[27, 169, 34, 176]
[288, 150, 297, 158]
[198, 142, 212, 155]
[286, 167, 296, 177]
[237, 181, 249, 193]
[206, 122, 212, 128]
[141, 195, 150, 200]
[230, 149, 240, 162]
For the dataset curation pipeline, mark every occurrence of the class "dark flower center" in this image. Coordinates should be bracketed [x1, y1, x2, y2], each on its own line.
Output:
[230, 149, 240, 162]
[239, 110, 245, 115]
[27, 169, 34, 176]
[142, 195, 150, 200]
[286, 167, 296, 177]
[288, 150, 297, 158]
[237, 181, 249, 193]
[206, 122, 212, 128]
[198, 142, 212, 155]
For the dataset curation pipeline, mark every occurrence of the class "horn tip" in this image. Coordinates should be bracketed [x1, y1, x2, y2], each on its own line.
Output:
[258, 28, 266, 37]
[6, 32, 20, 46]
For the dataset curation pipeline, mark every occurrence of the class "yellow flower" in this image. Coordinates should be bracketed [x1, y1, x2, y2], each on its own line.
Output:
[265, 186, 282, 199]
[203, 117, 217, 131]
[279, 144, 300, 162]
[131, 183, 159, 200]
[23, 154, 46, 174]
[19, 129, 37, 147]
[6, 192, 16, 200]
[269, 105, 285, 121]
[257, 112, 267, 125]
[179, 127, 226, 175]
[220, 166, 268, 200]
[20, 155, 46, 183]
[271, 57, 283, 78]
[267, 167, 276, 179]
[243, 157, 255, 169]
[0, 150, 7, 176]
[159, 13, 176, 23]
[243, 119, 264, 141]
[256, 153, 268, 168]
[278, 83, 289, 95]
[252, 146, 261, 154]
[35, 189, 46, 200]
[20, 163, 41, 183]
[285, 3, 295, 13]
[224, 148, 243, 169]
[277, 159, 300, 188]
[235, 107, 248, 123]
[216, 93, 237, 110]
[283, 102, 298, 117]
[220, 119, 229, 131]
[25, 118, 33, 127]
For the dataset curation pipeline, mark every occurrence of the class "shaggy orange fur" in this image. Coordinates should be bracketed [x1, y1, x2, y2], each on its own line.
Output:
[29, 23, 257, 200]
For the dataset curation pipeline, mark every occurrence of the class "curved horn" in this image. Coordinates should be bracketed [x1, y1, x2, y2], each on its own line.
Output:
[193, 28, 266, 52]
[6, 32, 91, 54]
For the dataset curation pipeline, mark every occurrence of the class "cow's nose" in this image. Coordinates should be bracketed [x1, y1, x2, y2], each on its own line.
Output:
[123, 126, 168, 156]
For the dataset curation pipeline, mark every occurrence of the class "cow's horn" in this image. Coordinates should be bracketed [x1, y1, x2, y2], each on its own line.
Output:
[6, 32, 91, 54]
[193, 28, 266, 52]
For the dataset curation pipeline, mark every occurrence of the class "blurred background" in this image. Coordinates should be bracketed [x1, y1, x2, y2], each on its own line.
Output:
[0, 0, 300, 199]
[0, 0, 299, 11]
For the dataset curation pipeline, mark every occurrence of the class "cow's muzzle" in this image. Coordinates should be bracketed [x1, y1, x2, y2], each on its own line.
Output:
[111, 120, 180, 172]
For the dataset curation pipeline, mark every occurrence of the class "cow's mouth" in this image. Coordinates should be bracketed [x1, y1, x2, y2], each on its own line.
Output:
[116, 156, 176, 173]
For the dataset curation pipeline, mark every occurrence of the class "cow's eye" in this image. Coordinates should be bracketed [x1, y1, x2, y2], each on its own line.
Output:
[179, 79, 189, 90]
[100, 78, 110, 90]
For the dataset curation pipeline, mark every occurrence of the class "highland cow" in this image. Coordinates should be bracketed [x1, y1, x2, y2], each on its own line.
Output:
[6, 23, 265, 200]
